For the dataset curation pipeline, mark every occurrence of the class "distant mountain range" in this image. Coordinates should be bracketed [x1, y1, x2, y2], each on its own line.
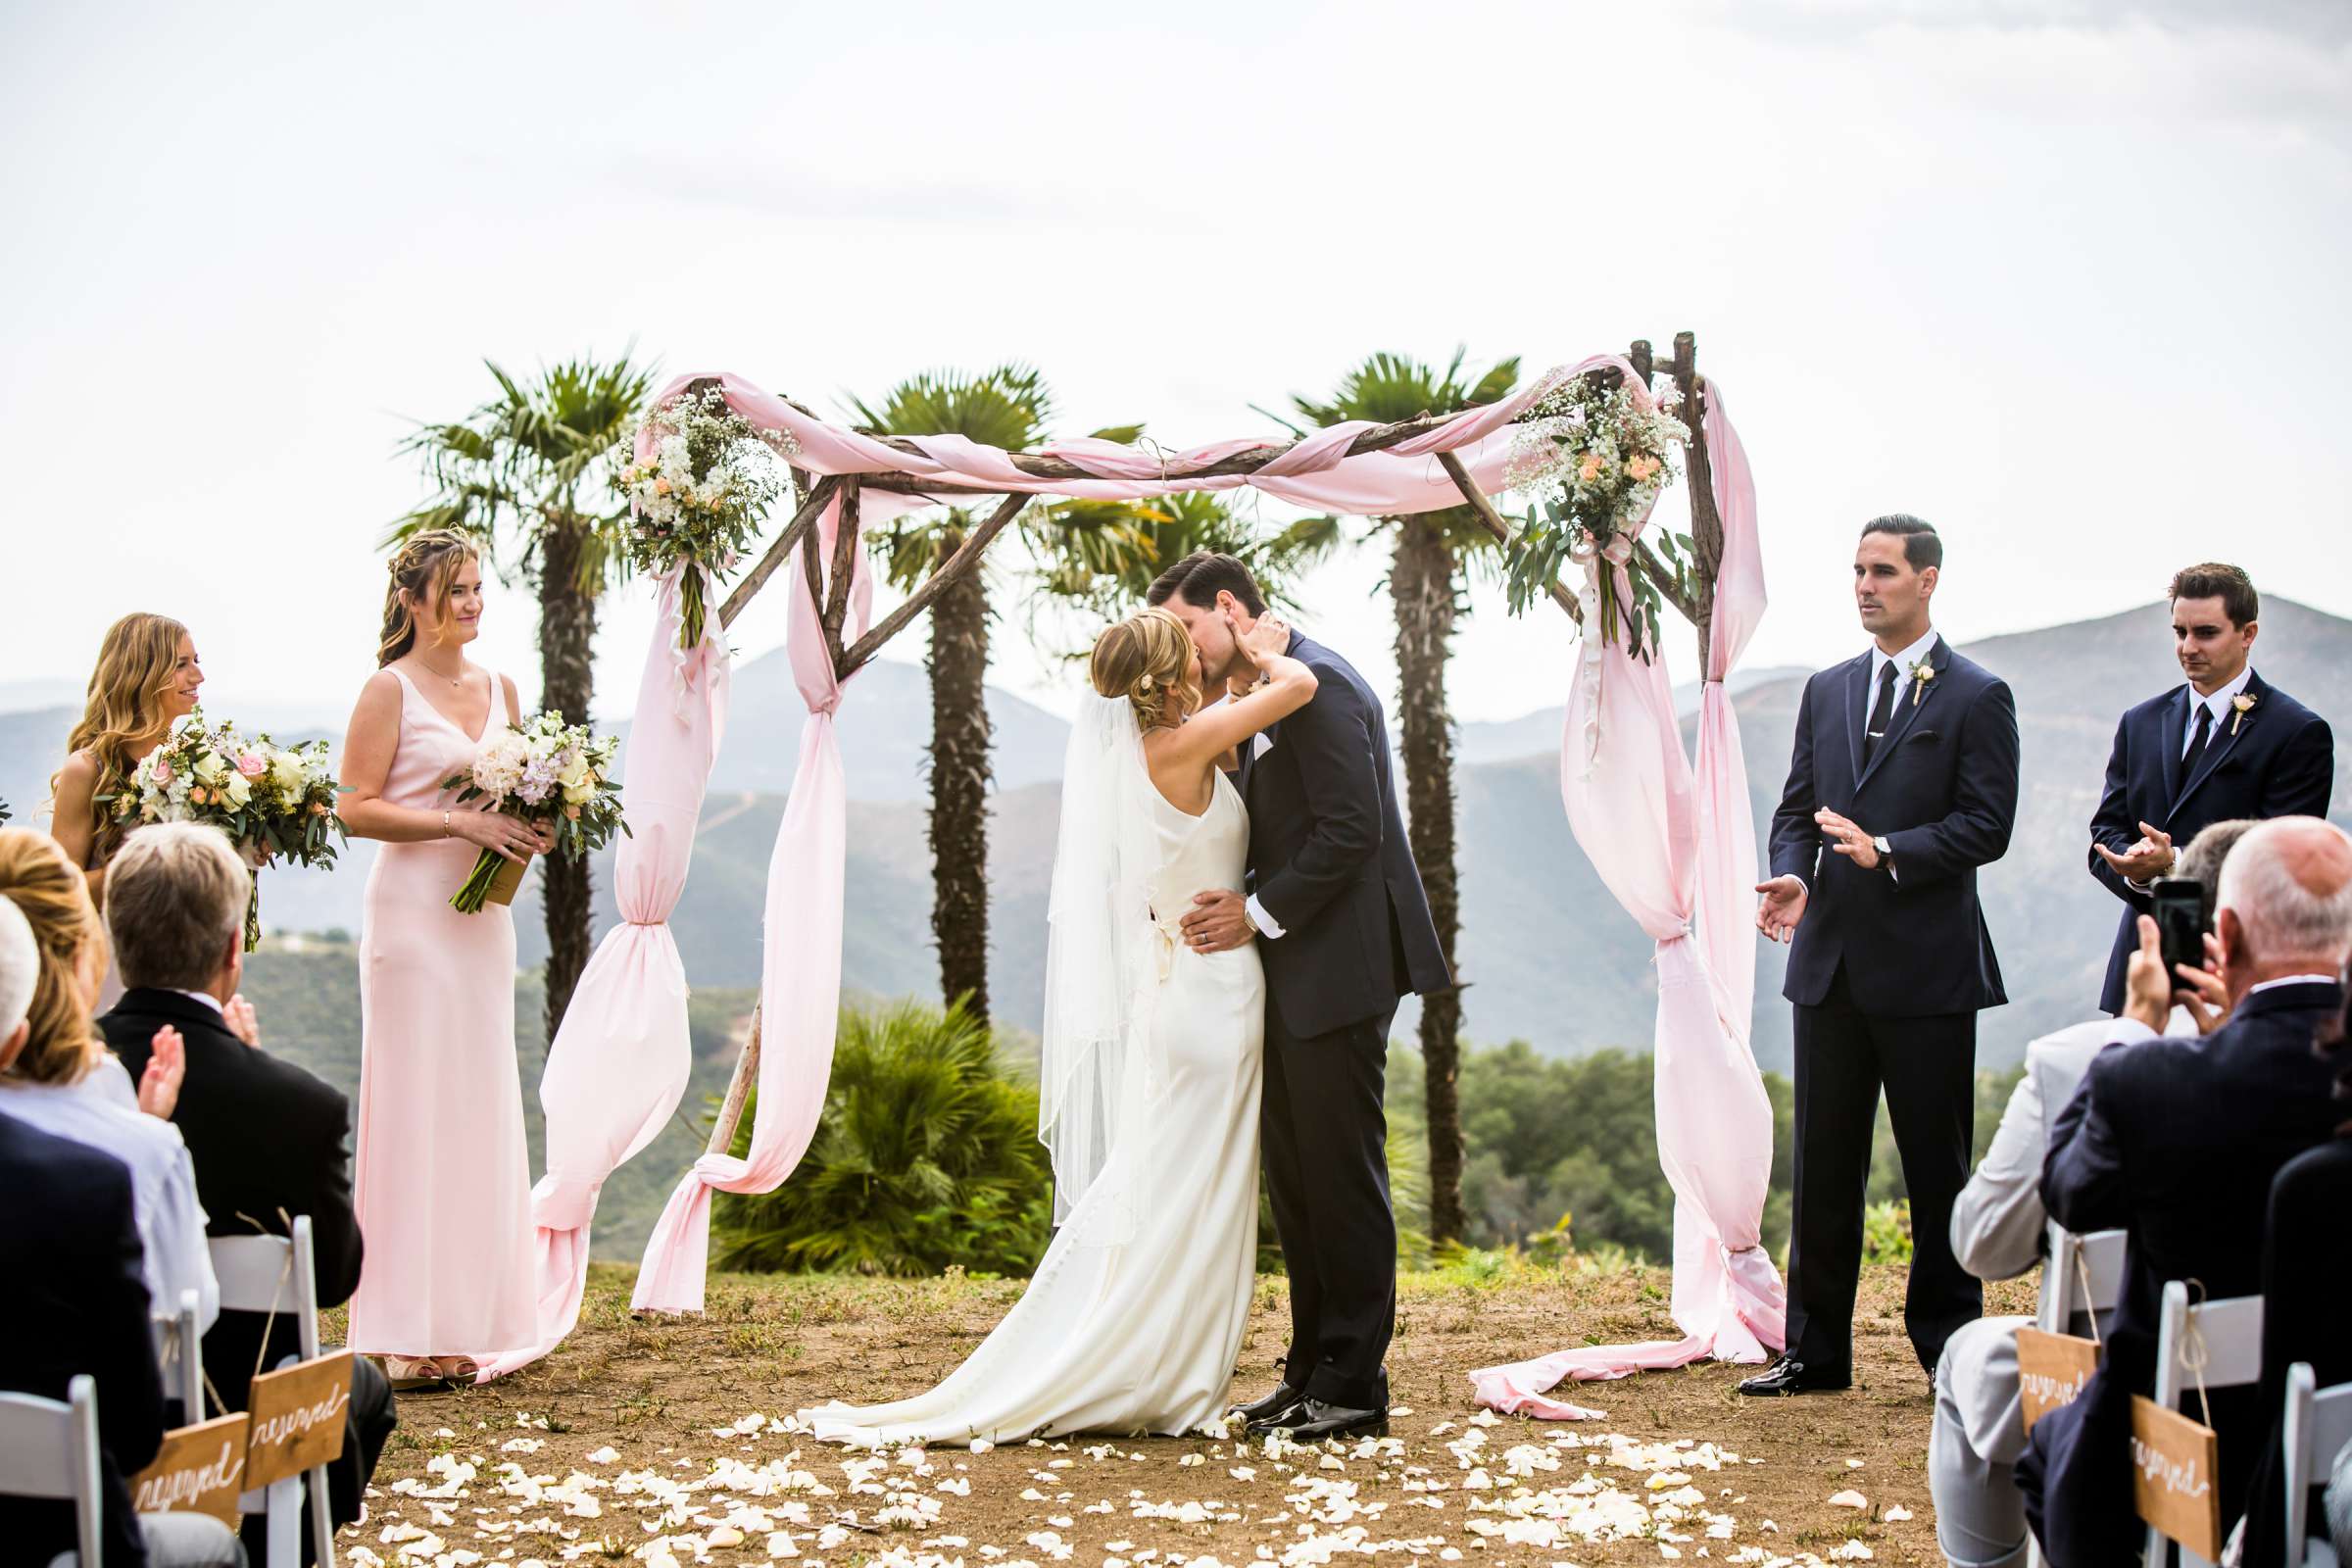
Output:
[10, 600, 2350, 1073]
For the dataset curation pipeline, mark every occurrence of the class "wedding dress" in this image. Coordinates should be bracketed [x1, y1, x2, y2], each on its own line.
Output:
[802, 697, 1263, 1445]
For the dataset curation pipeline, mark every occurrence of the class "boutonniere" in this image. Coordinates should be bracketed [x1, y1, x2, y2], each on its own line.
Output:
[1908, 659, 1936, 701]
[2230, 691, 2257, 735]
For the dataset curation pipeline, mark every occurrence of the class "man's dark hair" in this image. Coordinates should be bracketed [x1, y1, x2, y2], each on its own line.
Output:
[1859, 514, 1942, 572]
[1145, 551, 1266, 615]
[2169, 562, 2259, 628]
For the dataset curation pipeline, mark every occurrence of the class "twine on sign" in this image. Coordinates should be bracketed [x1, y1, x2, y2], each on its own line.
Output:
[2073, 1247, 2104, 1350]
[2180, 1279, 2215, 1430]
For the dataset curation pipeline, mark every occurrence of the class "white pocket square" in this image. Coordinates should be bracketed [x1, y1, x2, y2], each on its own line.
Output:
[1251, 731, 1275, 760]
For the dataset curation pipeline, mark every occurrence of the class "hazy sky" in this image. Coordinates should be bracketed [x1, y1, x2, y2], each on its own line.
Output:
[4, 1, 2346, 732]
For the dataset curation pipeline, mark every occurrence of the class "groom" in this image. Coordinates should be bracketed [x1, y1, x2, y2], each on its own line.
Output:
[1149, 552, 1449, 1442]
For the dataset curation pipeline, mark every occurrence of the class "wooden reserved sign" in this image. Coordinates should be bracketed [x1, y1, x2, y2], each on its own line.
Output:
[2016, 1328, 2099, 1432]
[245, 1349, 353, 1490]
[2131, 1395, 2222, 1562]
[130, 1411, 249, 1525]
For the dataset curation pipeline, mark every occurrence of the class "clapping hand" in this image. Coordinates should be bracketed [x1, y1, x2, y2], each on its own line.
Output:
[1753, 875, 1807, 943]
[2095, 821, 2176, 883]
[1815, 808, 1881, 870]
[224, 994, 260, 1049]
[138, 1024, 185, 1120]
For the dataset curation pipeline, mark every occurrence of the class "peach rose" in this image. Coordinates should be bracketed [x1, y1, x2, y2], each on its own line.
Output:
[1577, 453, 1605, 482]
[189, 786, 210, 806]
[1627, 454, 1660, 482]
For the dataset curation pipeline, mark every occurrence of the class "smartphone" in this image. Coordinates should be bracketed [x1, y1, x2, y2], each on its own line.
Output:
[2150, 876, 2212, 980]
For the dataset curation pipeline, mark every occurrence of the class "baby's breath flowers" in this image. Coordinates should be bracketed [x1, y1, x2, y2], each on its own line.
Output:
[614, 387, 800, 652]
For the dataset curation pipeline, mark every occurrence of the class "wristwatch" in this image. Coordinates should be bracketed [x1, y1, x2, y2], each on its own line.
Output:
[1873, 835, 1892, 869]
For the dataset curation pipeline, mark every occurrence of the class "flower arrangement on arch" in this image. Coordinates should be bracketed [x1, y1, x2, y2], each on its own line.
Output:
[1500, 370, 1691, 661]
[612, 386, 801, 653]
[442, 711, 626, 913]
[100, 709, 344, 948]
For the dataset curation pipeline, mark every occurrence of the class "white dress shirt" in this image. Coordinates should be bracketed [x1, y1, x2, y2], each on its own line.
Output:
[2180, 665, 2254, 756]
[0, 1056, 219, 1332]
[1868, 628, 1941, 721]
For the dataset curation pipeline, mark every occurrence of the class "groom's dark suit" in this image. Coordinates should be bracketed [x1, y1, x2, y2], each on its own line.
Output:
[1769, 634, 2019, 1380]
[1240, 630, 1447, 1410]
[2086, 670, 2332, 1015]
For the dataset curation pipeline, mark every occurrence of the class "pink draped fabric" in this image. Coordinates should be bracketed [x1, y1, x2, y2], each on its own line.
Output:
[632, 493, 871, 1313]
[473, 570, 728, 1380]
[1470, 384, 1785, 1419]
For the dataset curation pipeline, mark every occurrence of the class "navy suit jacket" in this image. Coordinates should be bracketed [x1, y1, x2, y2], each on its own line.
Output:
[1241, 631, 1448, 1040]
[2021, 981, 2345, 1566]
[104, 988, 363, 1412]
[1768, 636, 2020, 1016]
[2087, 671, 2333, 1013]
[0, 1109, 166, 1568]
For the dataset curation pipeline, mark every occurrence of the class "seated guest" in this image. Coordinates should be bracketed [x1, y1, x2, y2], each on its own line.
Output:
[102, 821, 393, 1561]
[0, 892, 243, 1568]
[0, 827, 217, 1331]
[2237, 971, 2352, 1565]
[2020, 815, 2352, 1566]
[1928, 818, 2251, 1568]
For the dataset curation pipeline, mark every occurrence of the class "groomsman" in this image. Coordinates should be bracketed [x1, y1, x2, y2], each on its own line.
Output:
[2087, 563, 2333, 1015]
[1742, 515, 2020, 1396]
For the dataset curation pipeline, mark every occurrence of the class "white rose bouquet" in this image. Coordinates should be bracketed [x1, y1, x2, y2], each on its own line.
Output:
[102, 708, 344, 947]
[612, 386, 799, 653]
[441, 711, 626, 913]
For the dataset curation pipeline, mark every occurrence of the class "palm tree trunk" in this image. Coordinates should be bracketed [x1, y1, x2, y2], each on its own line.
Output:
[537, 519, 598, 1043]
[927, 528, 993, 1023]
[1392, 515, 1466, 1246]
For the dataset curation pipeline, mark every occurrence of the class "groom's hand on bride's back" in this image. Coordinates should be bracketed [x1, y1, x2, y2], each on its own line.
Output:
[1182, 889, 1256, 953]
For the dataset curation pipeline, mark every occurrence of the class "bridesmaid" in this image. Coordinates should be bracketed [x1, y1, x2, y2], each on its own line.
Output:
[49, 612, 206, 912]
[338, 529, 550, 1387]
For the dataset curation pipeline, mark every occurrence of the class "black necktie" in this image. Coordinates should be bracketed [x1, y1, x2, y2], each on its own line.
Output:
[2181, 702, 2214, 780]
[1862, 662, 1898, 765]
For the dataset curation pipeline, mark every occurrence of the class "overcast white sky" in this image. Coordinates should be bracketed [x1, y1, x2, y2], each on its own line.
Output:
[4, 0, 2346, 729]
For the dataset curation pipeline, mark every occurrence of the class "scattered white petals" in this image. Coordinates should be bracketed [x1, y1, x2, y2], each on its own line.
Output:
[1827, 1488, 1869, 1509]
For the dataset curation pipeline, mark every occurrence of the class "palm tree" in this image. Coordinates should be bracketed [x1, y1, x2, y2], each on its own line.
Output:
[392, 353, 657, 1041]
[850, 366, 1068, 1027]
[1289, 348, 1520, 1249]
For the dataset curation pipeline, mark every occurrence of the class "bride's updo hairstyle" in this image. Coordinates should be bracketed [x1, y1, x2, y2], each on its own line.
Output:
[1091, 608, 1201, 730]
[378, 527, 479, 666]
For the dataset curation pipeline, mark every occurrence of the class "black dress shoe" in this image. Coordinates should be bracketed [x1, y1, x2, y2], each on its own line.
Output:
[1247, 1397, 1389, 1441]
[1228, 1383, 1306, 1426]
[1735, 1355, 1851, 1396]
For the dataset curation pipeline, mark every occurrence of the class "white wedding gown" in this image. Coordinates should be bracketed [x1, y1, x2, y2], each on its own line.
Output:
[802, 768, 1263, 1446]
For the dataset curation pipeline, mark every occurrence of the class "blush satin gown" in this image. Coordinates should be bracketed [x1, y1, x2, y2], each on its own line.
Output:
[345, 665, 536, 1362]
[802, 768, 1264, 1445]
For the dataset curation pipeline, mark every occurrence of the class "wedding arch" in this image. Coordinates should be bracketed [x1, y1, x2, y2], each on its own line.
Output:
[481, 334, 1784, 1417]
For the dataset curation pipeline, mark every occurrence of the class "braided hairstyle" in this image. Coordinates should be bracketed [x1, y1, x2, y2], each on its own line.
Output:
[378, 528, 479, 666]
[1089, 607, 1202, 731]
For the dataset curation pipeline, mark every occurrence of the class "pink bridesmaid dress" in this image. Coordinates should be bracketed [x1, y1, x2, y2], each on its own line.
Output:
[346, 666, 536, 1362]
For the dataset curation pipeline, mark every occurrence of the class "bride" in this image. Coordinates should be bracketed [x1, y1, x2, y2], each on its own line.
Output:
[802, 604, 1314, 1446]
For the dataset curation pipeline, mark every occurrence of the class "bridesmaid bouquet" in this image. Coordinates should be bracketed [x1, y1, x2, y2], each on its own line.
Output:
[105, 709, 344, 948]
[441, 711, 626, 912]
[613, 385, 797, 653]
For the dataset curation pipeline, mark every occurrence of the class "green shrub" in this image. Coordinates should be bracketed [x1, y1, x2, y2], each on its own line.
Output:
[711, 1000, 1053, 1277]
[1862, 1199, 1914, 1264]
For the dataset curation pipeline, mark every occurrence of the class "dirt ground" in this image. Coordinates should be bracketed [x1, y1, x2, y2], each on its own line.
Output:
[337, 1259, 2034, 1567]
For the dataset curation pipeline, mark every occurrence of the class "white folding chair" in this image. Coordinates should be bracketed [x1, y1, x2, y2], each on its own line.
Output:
[2284, 1362, 2352, 1568]
[210, 1216, 334, 1568]
[2144, 1280, 2265, 1568]
[150, 1287, 204, 1420]
[0, 1373, 102, 1568]
[2034, 1222, 2129, 1333]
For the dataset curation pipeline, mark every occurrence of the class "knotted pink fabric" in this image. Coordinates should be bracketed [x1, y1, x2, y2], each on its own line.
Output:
[470, 570, 727, 1380]
[633, 492, 871, 1312]
[1470, 385, 1785, 1419]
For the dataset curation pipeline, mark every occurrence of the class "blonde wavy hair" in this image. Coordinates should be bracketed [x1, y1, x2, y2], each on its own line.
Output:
[1090, 608, 1201, 730]
[0, 830, 107, 1087]
[54, 612, 189, 865]
[378, 528, 480, 666]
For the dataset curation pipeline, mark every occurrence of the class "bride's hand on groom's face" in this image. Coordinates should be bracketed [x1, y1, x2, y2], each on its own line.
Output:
[1238, 612, 1290, 664]
[1181, 889, 1255, 954]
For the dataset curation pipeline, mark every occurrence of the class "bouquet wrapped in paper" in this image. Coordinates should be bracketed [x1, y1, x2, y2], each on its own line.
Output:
[442, 711, 627, 913]
[102, 708, 344, 948]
